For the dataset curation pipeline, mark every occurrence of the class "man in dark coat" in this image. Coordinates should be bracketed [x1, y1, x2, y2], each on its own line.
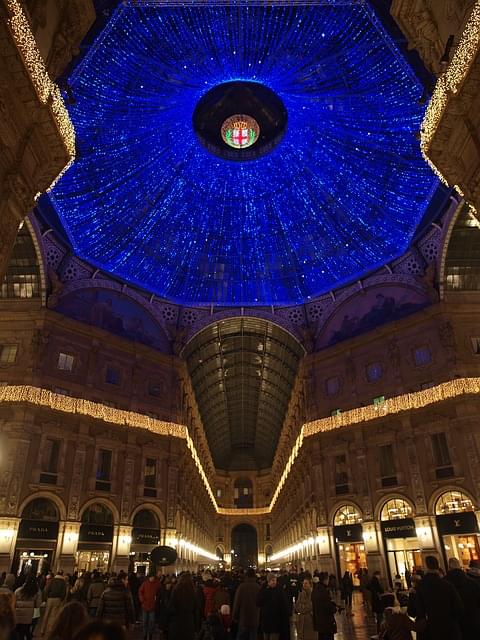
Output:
[445, 557, 480, 640]
[415, 555, 463, 640]
[311, 573, 337, 640]
[232, 568, 261, 640]
[256, 573, 290, 640]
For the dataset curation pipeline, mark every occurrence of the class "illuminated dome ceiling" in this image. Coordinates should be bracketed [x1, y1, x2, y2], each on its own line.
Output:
[43, 1, 439, 306]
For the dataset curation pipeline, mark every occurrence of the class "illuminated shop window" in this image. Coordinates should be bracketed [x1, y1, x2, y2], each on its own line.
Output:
[435, 491, 475, 515]
[334, 504, 362, 526]
[380, 498, 413, 521]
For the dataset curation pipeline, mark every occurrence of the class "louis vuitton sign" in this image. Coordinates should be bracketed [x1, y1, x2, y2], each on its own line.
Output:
[333, 524, 363, 543]
[436, 512, 479, 536]
[381, 518, 416, 539]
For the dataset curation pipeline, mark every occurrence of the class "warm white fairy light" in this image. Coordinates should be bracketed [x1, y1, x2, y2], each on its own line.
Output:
[421, 0, 480, 191]
[2, 378, 480, 516]
[6, 0, 75, 165]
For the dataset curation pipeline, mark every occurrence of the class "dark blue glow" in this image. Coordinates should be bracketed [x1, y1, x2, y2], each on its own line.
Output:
[47, 2, 438, 306]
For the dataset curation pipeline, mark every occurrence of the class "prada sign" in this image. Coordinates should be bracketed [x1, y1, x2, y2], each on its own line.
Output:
[18, 519, 59, 540]
[381, 518, 416, 539]
[333, 524, 363, 543]
[436, 512, 479, 536]
[79, 524, 113, 543]
[132, 528, 160, 546]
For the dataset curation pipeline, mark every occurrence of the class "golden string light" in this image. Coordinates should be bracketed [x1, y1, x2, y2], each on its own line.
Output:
[421, 0, 480, 192]
[5, 0, 76, 167]
[2, 378, 480, 516]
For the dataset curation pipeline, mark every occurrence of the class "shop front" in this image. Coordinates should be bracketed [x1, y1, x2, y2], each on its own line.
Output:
[333, 505, 366, 584]
[76, 504, 114, 573]
[130, 509, 161, 575]
[435, 491, 480, 568]
[13, 498, 59, 577]
[380, 499, 421, 586]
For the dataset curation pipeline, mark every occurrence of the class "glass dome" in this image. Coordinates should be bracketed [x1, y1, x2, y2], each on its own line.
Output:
[45, 2, 438, 306]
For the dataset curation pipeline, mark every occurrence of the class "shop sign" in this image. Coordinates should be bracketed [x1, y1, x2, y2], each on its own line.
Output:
[132, 528, 160, 546]
[18, 519, 59, 540]
[381, 518, 416, 539]
[79, 524, 113, 543]
[333, 524, 363, 543]
[436, 511, 479, 536]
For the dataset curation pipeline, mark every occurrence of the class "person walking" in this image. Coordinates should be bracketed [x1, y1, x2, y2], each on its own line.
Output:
[311, 573, 337, 640]
[165, 572, 197, 640]
[97, 576, 134, 630]
[415, 555, 463, 640]
[445, 556, 480, 639]
[256, 573, 290, 640]
[14, 574, 41, 640]
[68, 577, 88, 605]
[340, 571, 354, 615]
[295, 578, 316, 640]
[0, 593, 15, 640]
[86, 571, 105, 617]
[0, 575, 15, 597]
[368, 570, 385, 633]
[232, 568, 261, 640]
[39, 570, 67, 636]
[138, 573, 160, 640]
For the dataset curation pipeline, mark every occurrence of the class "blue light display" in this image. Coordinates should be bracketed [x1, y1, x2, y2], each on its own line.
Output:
[47, 2, 438, 306]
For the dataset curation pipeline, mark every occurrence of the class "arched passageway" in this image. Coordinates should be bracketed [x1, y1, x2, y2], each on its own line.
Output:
[231, 523, 258, 569]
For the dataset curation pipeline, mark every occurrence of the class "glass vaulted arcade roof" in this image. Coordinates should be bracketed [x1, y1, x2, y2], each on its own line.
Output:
[44, 0, 438, 307]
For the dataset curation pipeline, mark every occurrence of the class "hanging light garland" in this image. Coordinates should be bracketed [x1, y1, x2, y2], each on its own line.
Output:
[2, 377, 480, 515]
[5, 0, 75, 186]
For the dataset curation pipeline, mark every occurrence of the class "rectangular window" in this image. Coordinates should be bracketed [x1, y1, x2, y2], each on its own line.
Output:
[144, 457, 157, 497]
[0, 345, 18, 365]
[471, 337, 480, 354]
[39, 438, 60, 484]
[414, 346, 432, 366]
[96, 449, 112, 490]
[379, 444, 397, 486]
[105, 366, 121, 385]
[57, 352, 75, 372]
[266, 523, 271, 540]
[431, 433, 452, 467]
[335, 454, 349, 494]
[216, 488, 222, 498]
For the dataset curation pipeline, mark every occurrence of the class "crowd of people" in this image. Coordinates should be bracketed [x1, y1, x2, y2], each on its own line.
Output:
[0, 555, 479, 640]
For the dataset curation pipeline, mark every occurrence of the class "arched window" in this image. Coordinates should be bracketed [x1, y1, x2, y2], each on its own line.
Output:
[133, 509, 160, 530]
[234, 478, 253, 509]
[436, 491, 475, 515]
[21, 498, 59, 521]
[265, 544, 273, 561]
[215, 546, 224, 561]
[381, 498, 413, 521]
[81, 503, 114, 525]
[334, 505, 362, 526]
